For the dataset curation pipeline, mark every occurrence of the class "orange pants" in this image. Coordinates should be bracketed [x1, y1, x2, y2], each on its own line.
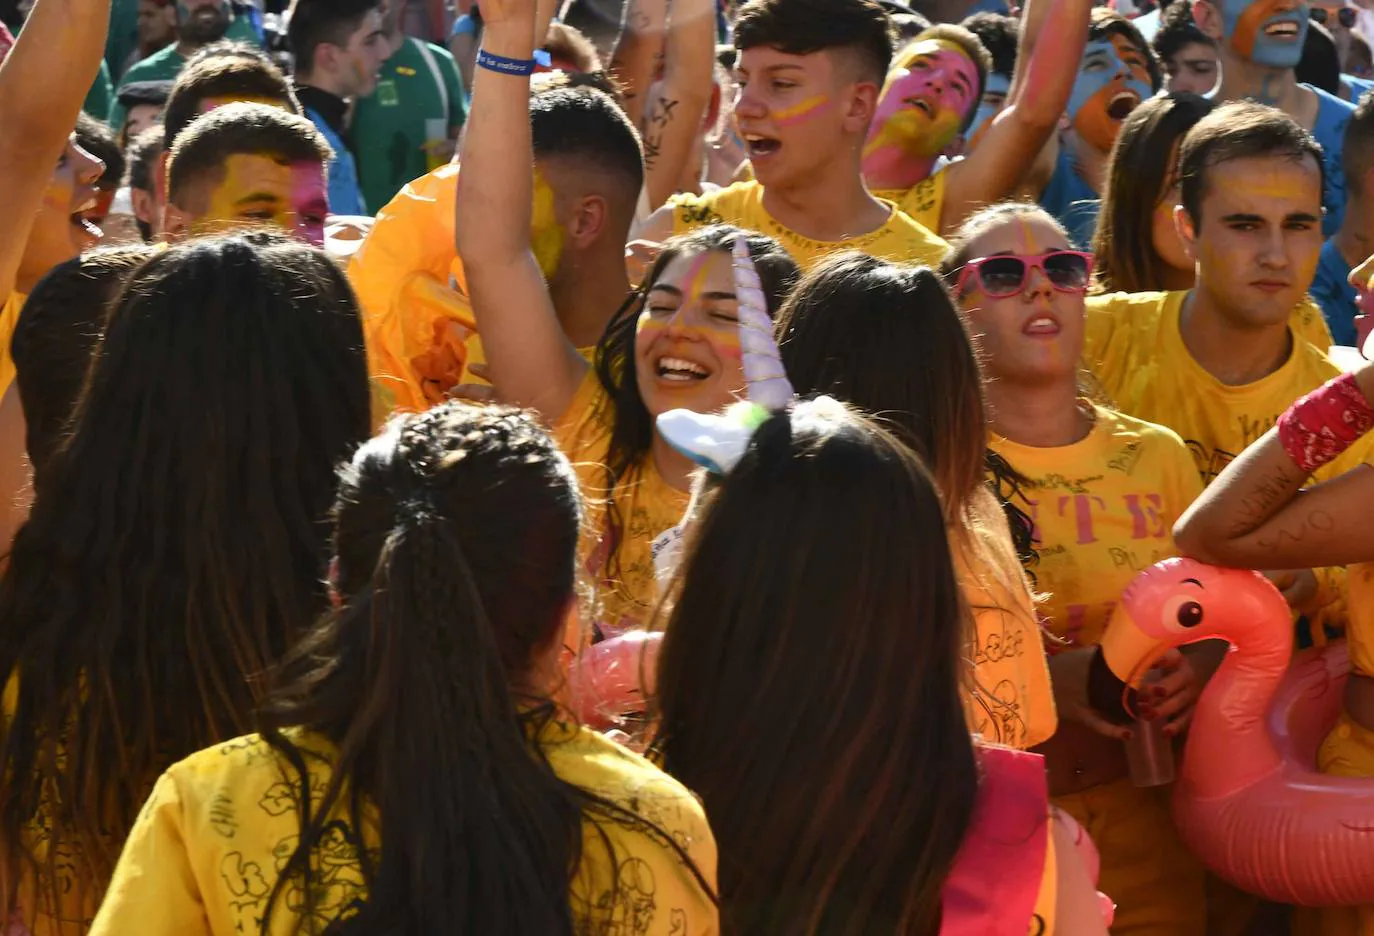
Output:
[1053, 777, 1207, 934]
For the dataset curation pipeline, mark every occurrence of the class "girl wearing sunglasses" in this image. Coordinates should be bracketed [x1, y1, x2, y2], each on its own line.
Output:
[941, 202, 1213, 934]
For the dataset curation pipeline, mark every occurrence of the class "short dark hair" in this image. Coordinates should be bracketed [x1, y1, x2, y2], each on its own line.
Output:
[184, 39, 276, 70]
[907, 24, 992, 131]
[122, 125, 166, 241]
[123, 125, 165, 195]
[167, 102, 333, 208]
[960, 11, 1017, 77]
[1295, 20, 1342, 95]
[74, 113, 123, 192]
[115, 79, 174, 111]
[891, 11, 933, 41]
[530, 85, 644, 203]
[162, 50, 299, 148]
[1178, 100, 1326, 223]
[542, 21, 602, 72]
[1344, 90, 1374, 196]
[735, 0, 896, 85]
[1089, 7, 1163, 91]
[288, 0, 382, 75]
[1152, 0, 1213, 65]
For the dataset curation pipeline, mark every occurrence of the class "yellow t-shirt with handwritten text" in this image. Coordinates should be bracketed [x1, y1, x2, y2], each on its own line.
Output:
[873, 169, 947, 236]
[991, 405, 1204, 647]
[89, 724, 718, 936]
[1083, 291, 1355, 486]
[556, 372, 689, 639]
[955, 495, 1058, 749]
[667, 180, 948, 271]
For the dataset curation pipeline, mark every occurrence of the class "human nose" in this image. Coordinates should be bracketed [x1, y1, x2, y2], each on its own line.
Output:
[734, 84, 766, 120]
[1022, 263, 1053, 300]
[73, 143, 104, 186]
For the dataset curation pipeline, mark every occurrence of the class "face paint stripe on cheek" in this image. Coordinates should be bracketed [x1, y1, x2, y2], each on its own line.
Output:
[772, 94, 835, 127]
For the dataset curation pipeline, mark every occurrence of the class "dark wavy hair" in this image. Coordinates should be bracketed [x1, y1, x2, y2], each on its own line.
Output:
[0, 232, 371, 928]
[259, 402, 708, 933]
[591, 225, 798, 602]
[653, 399, 977, 934]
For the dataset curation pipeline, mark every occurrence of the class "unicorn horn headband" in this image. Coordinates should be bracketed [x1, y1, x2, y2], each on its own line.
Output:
[650, 235, 796, 586]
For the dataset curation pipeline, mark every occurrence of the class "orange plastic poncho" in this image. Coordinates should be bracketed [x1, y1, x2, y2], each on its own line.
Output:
[346, 162, 565, 423]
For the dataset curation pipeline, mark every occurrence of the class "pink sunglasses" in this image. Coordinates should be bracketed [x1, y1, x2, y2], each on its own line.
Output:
[956, 250, 1095, 298]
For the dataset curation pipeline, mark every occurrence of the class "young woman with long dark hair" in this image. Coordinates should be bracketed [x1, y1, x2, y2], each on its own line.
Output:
[0, 232, 372, 932]
[775, 252, 1054, 751]
[651, 397, 1106, 934]
[89, 402, 718, 935]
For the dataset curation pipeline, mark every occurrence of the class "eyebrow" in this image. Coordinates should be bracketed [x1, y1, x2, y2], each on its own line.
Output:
[648, 284, 738, 300]
[234, 192, 285, 207]
[1182, 577, 1204, 588]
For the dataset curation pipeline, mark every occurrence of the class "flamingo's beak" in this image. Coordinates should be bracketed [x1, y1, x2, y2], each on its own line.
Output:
[1098, 606, 1171, 693]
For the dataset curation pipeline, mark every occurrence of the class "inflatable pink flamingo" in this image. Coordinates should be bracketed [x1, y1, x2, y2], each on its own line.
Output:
[1096, 557, 1374, 905]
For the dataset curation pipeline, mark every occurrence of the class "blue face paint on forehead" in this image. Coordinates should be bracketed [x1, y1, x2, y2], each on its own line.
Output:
[1220, 0, 1309, 67]
[967, 72, 1011, 140]
[1067, 38, 1154, 121]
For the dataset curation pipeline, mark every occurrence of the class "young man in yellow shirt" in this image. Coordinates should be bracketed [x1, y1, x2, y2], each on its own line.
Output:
[1085, 100, 1362, 633]
[633, 0, 949, 270]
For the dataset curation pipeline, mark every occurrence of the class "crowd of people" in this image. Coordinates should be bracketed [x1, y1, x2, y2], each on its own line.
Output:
[4, 0, 1374, 930]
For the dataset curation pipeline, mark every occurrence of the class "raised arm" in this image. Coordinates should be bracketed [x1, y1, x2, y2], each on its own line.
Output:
[640, 0, 715, 211]
[608, 0, 669, 129]
[1174, 364, 1374, 569]
[0, 0, 111, 305]
[453, 0, 588, 422]
[941, 0, 1087, 231]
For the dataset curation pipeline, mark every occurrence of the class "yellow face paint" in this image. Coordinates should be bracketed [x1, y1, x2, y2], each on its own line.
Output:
[197, 95, 290, 116]
[531, 168, 564, 280]
[194, 152, 329, 247]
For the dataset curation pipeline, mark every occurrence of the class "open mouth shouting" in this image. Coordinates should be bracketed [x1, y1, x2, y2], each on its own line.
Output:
[656, 355, 712, 382]
[1262, 18, 1303, 39]
[1106, 90, 1140, 121]
[903, 96, 935, 118]
[742, 133, 781, 160]
[71, 192, 102, 247]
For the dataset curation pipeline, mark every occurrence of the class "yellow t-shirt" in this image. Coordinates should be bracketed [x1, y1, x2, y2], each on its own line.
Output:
[88, 724, 718, 936]
[955, 493, 1057, 750]
[667, 180, 948, 271]
[872, 168, 947, 236]
[990, 404, 1204, 647]
[0, 291, 25, 401]
[556, 371, 688, 639]
[1083, 290, 1359, 485]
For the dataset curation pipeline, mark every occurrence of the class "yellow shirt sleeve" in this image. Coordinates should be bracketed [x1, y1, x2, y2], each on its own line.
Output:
[88, 772, 210, 936]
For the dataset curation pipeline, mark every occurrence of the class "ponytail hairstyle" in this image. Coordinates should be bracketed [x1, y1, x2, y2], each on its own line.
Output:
[0, 232, 370, 926]
[260, 402, 694, 933]
[653, 398, 978, 935]
[591, 225, 797, 593]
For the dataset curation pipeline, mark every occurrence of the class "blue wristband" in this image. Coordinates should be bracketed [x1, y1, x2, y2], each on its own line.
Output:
[477, 48, 536, 76]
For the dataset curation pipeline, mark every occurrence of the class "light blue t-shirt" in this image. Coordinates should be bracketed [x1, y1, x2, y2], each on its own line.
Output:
[306, 107, 367, 216]
[1311, 238, 1360, 346]
[1038, 145, 1099, 249]
[1306, 83, 1354, 236]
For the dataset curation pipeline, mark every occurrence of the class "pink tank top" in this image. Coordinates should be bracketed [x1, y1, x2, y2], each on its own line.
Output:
[941, 746, 1051, 935]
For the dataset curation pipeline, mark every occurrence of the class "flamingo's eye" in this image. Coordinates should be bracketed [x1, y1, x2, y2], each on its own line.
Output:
[1176, 600, 1203, 628]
